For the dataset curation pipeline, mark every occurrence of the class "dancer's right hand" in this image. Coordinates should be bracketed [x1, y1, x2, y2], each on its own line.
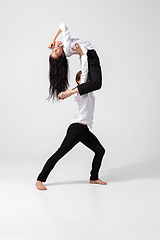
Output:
[55, 41, 63, 47]
[46, 39, 55, 49]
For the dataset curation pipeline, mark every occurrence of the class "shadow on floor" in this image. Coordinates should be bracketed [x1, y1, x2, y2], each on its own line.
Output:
[45, 180, 89, 187]
[45, 159, 160, 186]
[101, 158, 160, 183]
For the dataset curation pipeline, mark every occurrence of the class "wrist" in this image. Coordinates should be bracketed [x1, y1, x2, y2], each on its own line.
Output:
[79, 52, 84, 58]
[71, 88, 78, 95]
[52, 37, 56, 42]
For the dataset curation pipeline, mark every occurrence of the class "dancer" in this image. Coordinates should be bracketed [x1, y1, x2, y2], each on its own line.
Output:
[36, 70, 107, 190]
[46, 23, 102, 100]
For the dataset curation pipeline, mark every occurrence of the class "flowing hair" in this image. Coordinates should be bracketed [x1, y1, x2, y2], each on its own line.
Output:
[47, 53, 69, 101]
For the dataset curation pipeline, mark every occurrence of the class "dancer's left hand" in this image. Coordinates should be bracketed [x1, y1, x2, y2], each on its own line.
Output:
[46, 40, 55, 49]
[72, 43, 84, 57]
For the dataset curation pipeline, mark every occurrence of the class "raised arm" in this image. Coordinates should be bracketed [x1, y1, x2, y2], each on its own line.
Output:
[47, 23, 72, 57]
[46, 25, 62, 49]
[72, 43, 88, 84]
[80, 55, 88, 84]
[59, 23, 72, 57]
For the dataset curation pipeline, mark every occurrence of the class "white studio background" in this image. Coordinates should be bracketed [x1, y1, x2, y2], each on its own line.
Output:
[1, 1, 160, 240]
[0, 0, 160, 176]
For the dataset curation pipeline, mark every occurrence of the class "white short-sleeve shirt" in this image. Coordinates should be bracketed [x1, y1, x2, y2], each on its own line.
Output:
[71, 91, 95, 128]
[58, 23, 94, 84]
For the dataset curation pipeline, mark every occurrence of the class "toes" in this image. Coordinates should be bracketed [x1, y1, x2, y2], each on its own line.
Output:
[90, 179, 107, 185]
[98, 179, 107, 185]
[42, 185, 47, 190]
[102, 181, 107, 185]
[41, 185, 47, 190]
[36, 183, 47, 190]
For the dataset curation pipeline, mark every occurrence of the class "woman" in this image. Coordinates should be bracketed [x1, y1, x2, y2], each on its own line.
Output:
[47, 23, 102, 100]
[36, 70, 107, 190]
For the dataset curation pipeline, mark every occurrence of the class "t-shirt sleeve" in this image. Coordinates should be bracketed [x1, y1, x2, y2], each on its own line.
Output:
[80, 54, 88, 84]
[59, 23, 72, 57]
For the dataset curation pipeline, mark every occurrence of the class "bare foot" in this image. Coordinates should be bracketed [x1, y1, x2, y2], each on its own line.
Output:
[90, 179, 107, 185]
[58, 89, 72, 100]
[36, 180, 47, 190]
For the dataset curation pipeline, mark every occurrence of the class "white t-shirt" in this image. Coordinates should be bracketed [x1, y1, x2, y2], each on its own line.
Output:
[71, 91, 95, 128]
[59, 23, 94, 84]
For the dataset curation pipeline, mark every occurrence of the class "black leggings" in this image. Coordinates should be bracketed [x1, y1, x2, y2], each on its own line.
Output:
[77, 50, 102, 95]
[37, 123, 105, 182]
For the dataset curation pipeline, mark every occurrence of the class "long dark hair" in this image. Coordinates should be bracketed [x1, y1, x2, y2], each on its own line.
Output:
[47, 53, 69, 101]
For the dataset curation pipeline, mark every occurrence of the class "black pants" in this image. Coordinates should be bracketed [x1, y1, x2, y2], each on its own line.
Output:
[77, 50, 102, 95]
[37, 123, 105, 182]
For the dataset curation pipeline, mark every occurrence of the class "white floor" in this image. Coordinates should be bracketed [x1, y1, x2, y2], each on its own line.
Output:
[1, 158, 160, 240]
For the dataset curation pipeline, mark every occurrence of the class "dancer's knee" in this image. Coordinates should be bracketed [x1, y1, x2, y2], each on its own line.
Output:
[95, 145, 105, 156]
[100, 146, 105, 156]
